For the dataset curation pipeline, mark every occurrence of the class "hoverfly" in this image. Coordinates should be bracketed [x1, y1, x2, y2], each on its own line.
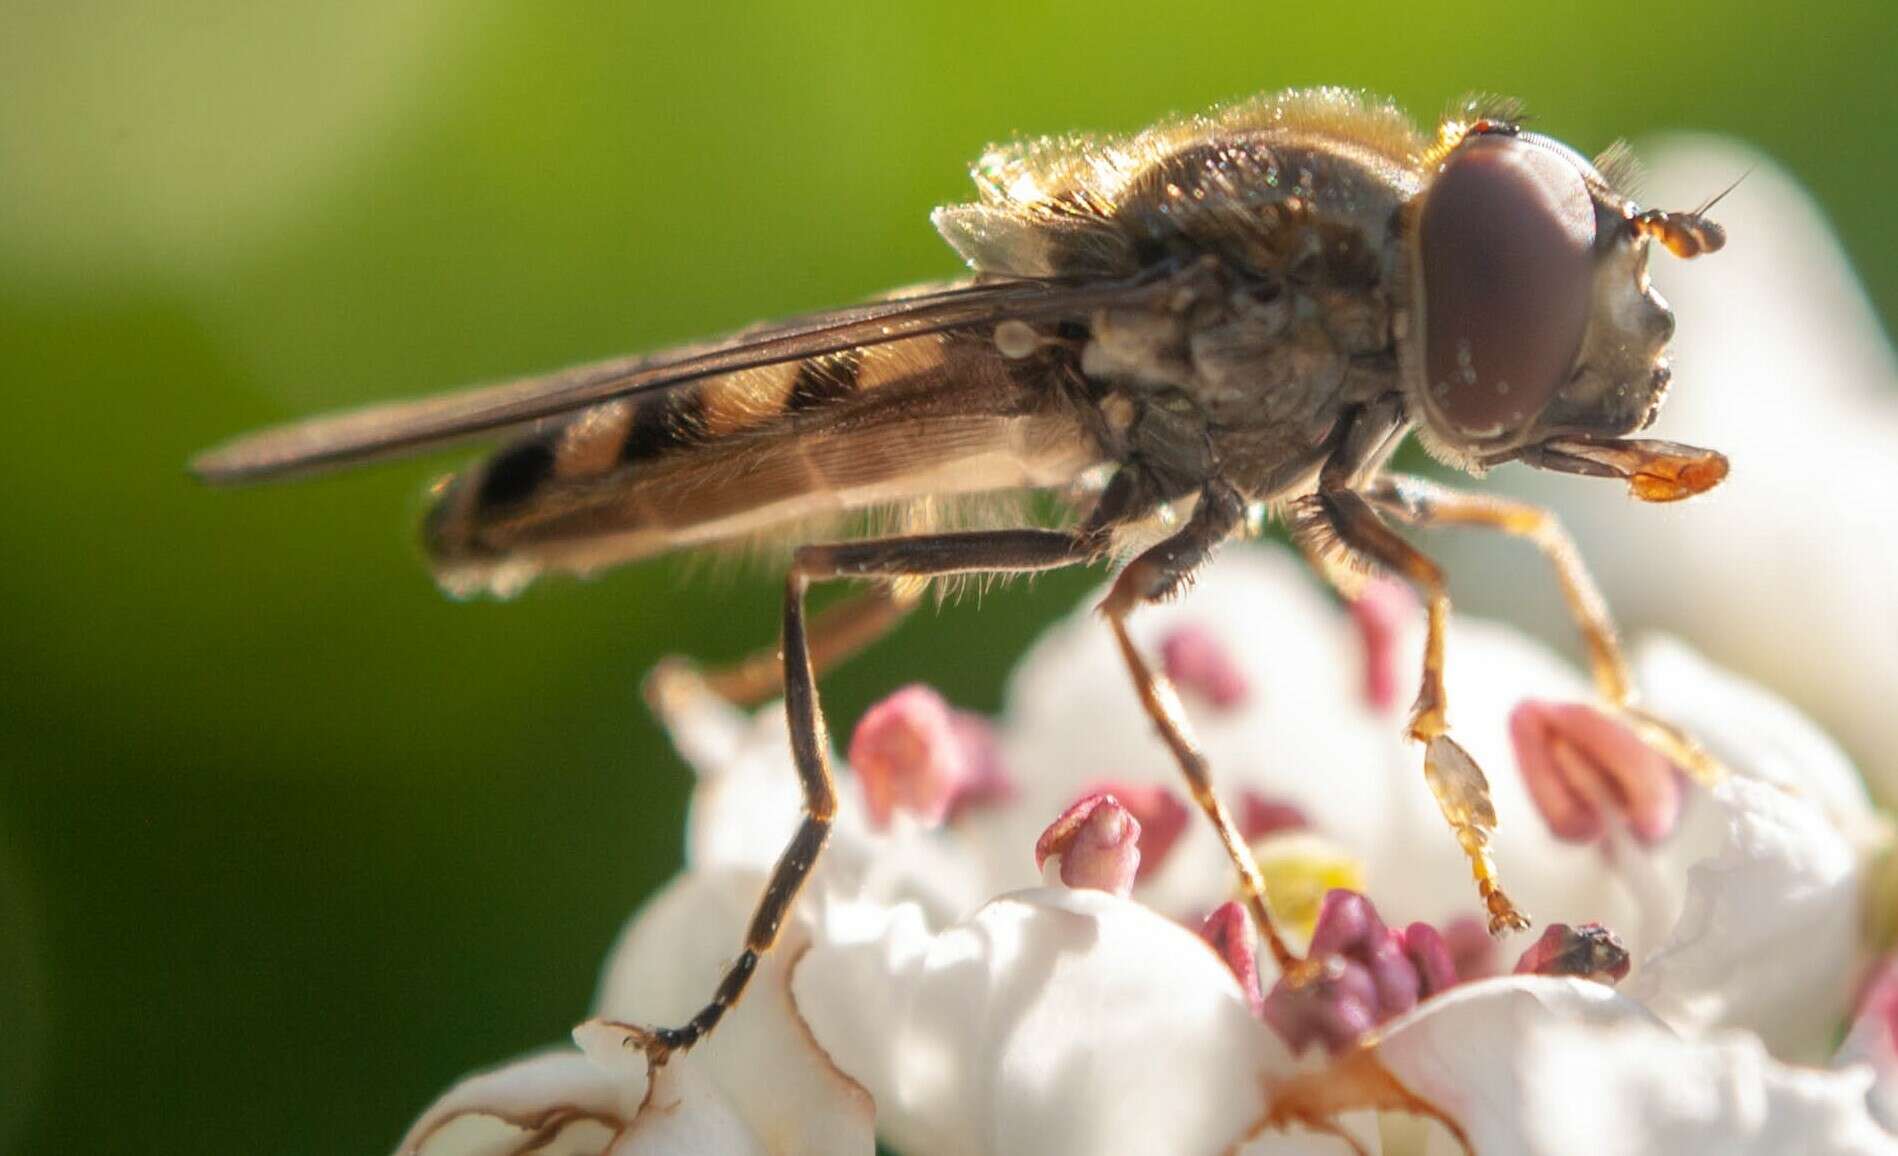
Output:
[194, 88, 1730, 1065]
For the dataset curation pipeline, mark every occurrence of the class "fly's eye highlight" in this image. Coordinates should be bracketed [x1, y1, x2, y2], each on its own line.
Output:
[1418, 134, 1597, 439]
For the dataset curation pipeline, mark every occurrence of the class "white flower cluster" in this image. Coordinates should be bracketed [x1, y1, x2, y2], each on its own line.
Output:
[395, 143, 1898, 1156]
[397, 544, 1895, 1156]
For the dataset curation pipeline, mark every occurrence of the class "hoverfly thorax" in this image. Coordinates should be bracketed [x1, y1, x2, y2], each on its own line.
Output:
[1399, 116, 1726, 496]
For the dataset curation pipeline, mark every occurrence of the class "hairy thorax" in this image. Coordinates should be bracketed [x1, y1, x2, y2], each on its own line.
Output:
[1073, 136, 1414, 508]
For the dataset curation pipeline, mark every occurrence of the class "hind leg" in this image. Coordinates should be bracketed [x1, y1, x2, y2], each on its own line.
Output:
[623, 529, 1093, 1067]
[651, 582, 921, 710]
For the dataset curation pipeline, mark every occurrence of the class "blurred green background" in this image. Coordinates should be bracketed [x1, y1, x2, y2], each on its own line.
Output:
[3, 2, 1894, 1151]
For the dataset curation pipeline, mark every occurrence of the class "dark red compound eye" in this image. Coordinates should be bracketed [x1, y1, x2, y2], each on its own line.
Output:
[1418, 134, 1596, 438]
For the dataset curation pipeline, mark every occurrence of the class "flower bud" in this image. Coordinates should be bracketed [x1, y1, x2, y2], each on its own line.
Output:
[1263, 955, 1380, 1054]
[1307, 889, 1385, 958]
[944, 711, 1015, 819]
[1438, 915, 1499, 984]
[1264, 890, 1468, 1055]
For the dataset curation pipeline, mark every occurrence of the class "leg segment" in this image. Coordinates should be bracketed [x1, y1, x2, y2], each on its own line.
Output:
[1362, 474, 1721, 784]
[631, 529, 1092, 1065]
[1313, 491, 1453, 742]
[697, 582, 920, 706]
[1312, 489, 1530, 934]
[1099, 481, 1300, 970]
[1363, 474, 1630, 705]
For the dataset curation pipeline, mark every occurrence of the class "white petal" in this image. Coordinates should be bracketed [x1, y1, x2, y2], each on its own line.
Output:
[681, 702, 809, 876]
[1634, 634, 1882, 849]
[835, 815, 994, 924]
[1365, 976, 1896, 1155]
[1238, 1125, 1380, 1156]
[783, 896, 937, 1107]
[1842, 1048, 1898, 1136]
[1591, 634, 1881, 1060]
[562, 1027, 765, 1156]
[1372, 977, 1659, 1144]
[657, 672, 754, 783]
[593, 871, 875, 1156]
[1619, 771, 1861, 1062]
[1516, 1025, 1894, 1155]
[679, 692, 989, 922]
[795, 885, 1322, 1156]
[395, 1047, 640, 1156]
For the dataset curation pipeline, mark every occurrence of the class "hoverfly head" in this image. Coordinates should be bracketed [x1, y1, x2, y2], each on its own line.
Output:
[1402, 117, 1727, 492]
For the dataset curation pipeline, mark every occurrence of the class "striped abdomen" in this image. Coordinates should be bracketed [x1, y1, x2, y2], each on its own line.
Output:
[423, 328, 1104, 595]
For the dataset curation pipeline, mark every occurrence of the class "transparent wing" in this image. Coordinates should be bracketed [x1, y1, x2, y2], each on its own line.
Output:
[191, 274, 1169, 484]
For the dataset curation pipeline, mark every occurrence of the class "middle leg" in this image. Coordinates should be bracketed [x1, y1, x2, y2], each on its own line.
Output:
[1308, 488, 1531, 934]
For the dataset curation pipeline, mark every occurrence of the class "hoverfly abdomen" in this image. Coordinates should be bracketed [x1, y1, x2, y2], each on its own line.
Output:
[424, 329, 1109, 596]
[779, 350, 864, 414]
[617, 388, 708, 465]
[471, 436, 557, 509]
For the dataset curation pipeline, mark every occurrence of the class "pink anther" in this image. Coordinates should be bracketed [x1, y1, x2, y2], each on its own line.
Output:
[1035, 792, 1143, 897]
[1160, 623, 1251, 710]
[1079, 781, 1189, 881]
[849, 684, 971, 830]
[1198, 902, 1265, 1015]
[1510, 700, 1684, 844]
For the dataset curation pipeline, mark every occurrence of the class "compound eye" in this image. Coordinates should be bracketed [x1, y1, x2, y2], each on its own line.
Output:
[1419, 134, 1596, 438]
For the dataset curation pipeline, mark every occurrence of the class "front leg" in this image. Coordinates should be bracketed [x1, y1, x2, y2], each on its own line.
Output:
[1306, 487, 1531, 935]
[1365, 474, 1632, 706]
[1363, 473, 1722, 784]
[1099, 479, 1300, 970]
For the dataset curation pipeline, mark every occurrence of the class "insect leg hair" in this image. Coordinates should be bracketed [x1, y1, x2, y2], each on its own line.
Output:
[1310, 487, 1531, 935]
[1098, 479, 1300, 971]
[1362, 474, 1721, 783]
[633, 528, 1094, 1064]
